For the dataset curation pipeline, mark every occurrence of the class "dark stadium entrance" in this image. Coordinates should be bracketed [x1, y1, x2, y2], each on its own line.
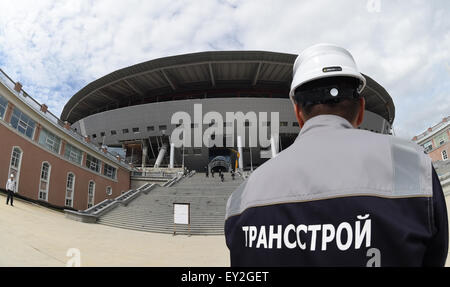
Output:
[208, 146, 232, 173]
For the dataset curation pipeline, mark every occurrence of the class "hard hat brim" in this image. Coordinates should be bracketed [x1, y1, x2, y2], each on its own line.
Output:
[290, 70, 366, 100]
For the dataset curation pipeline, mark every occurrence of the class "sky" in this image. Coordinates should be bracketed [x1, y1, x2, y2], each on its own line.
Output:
[0, 0, 448, 139]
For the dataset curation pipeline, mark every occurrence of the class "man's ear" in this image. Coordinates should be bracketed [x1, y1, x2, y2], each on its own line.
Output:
[293, 102, 306, 128]
[355, 97, 365, 127]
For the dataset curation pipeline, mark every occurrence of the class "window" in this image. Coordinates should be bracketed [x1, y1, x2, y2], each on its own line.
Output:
[10, 107, 36, 139]
[122, 128, 129, 134]
[9, 147, 22, 188]
[159, 125, 167, 131]
[64, 143, 83, 165]
[110, 130, 117, 135]
[92, 134, 97, 139]
[38, 128, 61, 154]
[65, 173, 75, 207]
[423, 141, 433, 153]
[147, 126, 154, 132]
[39, 162, 51, 201]
[132, 127, 140, 133]
[103, 163, 117, 179]
[106, 186, 112, 196]
[293, 122, 299, 127]
[0, 94, 8, 119]
[280, 122, 288, 127]
[100, 132, 105, 137]
[443, 150, 448, 161]
[87, 181, 95, 208]
[86, 154, 101, 173]
[434, 133, 448, 147]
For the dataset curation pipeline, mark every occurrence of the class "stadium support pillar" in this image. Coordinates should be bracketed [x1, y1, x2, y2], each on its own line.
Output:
[169, 143, 175, 168]
[271, 135, 278, 158]
[237, 136, 244, 171]
[142, 141, 148, 169]
[154, 144, 167, 168]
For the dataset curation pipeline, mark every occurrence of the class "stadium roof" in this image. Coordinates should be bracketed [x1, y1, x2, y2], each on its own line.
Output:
[61, 51, 395, 125]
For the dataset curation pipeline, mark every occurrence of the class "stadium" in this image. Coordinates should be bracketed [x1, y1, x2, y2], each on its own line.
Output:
[62, 51, 395, 172]
[0, 50, 396, 235]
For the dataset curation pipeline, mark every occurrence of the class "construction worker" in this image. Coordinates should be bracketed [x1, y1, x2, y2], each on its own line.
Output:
[225, 43, 448, 267]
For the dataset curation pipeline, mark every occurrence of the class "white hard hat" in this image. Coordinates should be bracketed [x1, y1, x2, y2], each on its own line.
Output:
[10, 174, 14, 178]
[290, 44, 366, 101]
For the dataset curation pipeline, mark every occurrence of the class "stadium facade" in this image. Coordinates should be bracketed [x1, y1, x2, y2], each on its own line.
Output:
[61, 51, 395, 170]
[0, 50, 396, 227]
[62, 51, 395, 172]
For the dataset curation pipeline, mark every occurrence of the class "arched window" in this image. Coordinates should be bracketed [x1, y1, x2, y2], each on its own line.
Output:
[65, 173, 75, 207]
[39, 162, 51, 201]
[9, 146, 23, 190]
[87, 181, 95, 208]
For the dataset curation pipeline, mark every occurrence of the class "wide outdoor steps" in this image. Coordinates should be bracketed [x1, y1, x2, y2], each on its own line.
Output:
[97, 173, 243, 235]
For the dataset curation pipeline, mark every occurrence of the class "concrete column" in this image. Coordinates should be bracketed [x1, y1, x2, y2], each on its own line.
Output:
[237, 136, 244, 171]
[154, 144, 167, 168]
[271, 135, 278, 158]
[141, 141, 148, 169]
[169, 143, 175, 168]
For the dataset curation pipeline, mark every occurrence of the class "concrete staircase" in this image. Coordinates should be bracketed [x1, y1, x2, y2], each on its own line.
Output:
[97, 173, 243, 235]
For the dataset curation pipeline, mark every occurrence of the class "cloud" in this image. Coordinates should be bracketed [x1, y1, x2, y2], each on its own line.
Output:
[0, 0, 448, 139]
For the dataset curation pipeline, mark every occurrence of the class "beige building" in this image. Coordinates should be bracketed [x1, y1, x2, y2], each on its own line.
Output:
[413, 116, 449, 163]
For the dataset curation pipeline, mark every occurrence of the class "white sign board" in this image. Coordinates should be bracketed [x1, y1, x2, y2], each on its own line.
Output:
[173, 203, 190, 225]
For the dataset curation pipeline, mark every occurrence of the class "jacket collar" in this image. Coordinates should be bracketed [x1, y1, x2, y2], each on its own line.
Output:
[298, 115, 354, 137]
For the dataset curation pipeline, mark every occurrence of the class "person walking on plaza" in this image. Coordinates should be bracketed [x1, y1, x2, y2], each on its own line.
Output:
[225, 43, 448, 267]
[6, 174, 16, 207]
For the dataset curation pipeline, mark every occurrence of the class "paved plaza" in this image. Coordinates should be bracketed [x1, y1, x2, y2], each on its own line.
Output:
[0, 193, 228, 267]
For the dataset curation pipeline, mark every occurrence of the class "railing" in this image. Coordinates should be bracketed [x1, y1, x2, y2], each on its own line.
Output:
[131, 171, 175, 178]
[0, 68, 132, 170]
[162, 170, 195, 187]
[84, 199, 112, 214]
[65, 183, 157, 222]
